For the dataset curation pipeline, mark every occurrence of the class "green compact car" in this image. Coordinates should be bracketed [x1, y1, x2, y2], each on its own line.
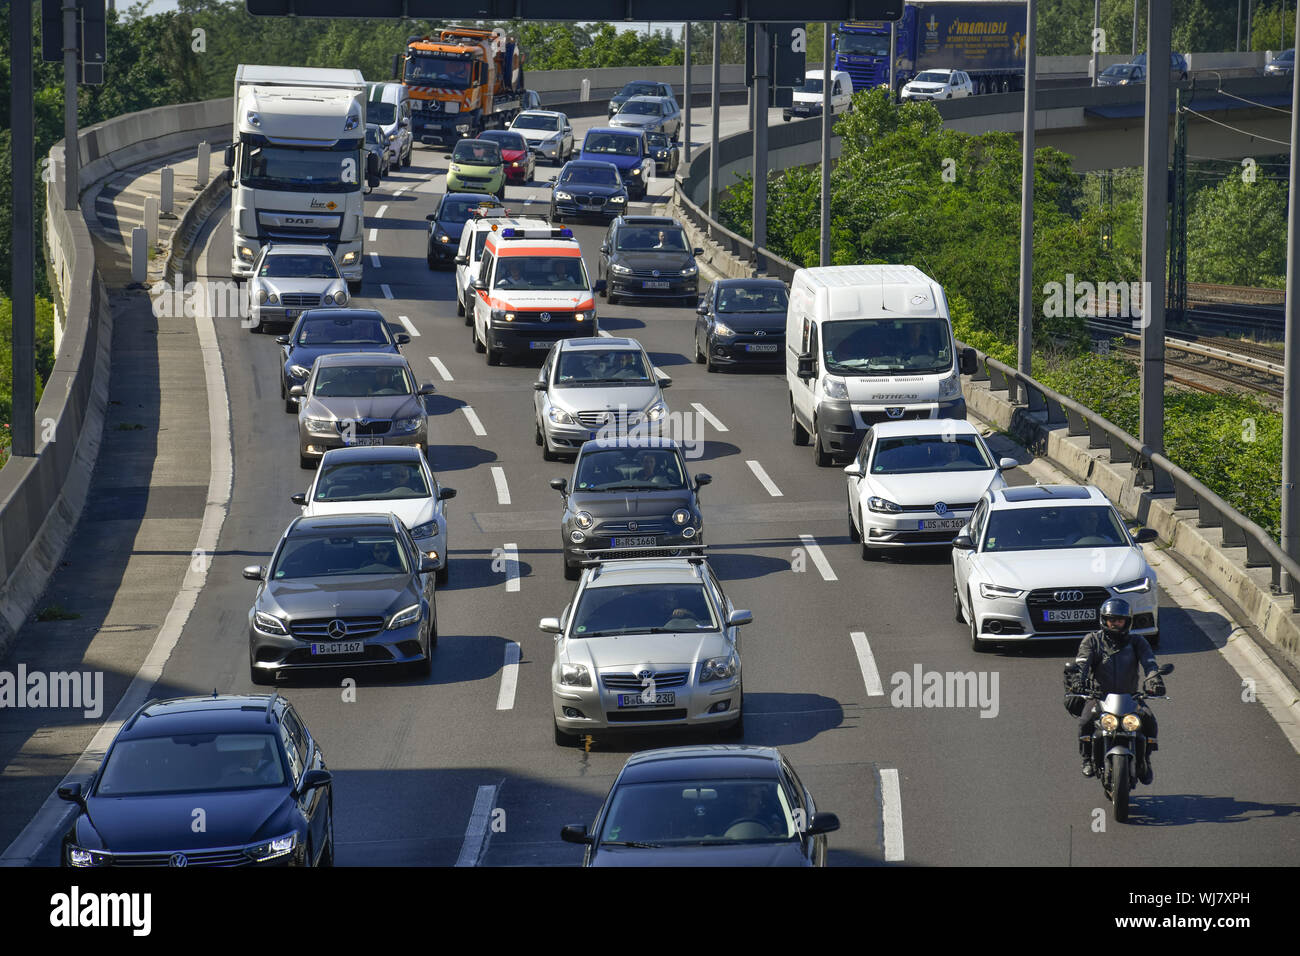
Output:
[446, 138, 506, 198]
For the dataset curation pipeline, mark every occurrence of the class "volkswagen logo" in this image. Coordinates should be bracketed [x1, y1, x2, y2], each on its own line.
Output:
[637, 669, 653, 681]
[651, 270, 661, 277]
[540, 312, 551, 323]
[934, 502, 949, 516]
[1053, 590, 1085, 603]
[886, 407, 904, 419]
[326, 619, 347, 639]
[628, 521, 638, 532]
[169, 853, 188, 867]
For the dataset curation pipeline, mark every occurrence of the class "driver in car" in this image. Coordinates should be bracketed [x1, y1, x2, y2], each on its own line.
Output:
[724, 785, 785, 838]
[358, 539, 400, 574]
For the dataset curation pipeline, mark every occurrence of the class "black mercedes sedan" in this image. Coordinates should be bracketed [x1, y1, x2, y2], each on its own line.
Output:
[59, 694, 334, 867]
[560, 746, 839, 866]
[694, 277, 789, 372]
[278, 309, 409, 414]
[427, 191, 497, 268]
[549, 159, 629, 223]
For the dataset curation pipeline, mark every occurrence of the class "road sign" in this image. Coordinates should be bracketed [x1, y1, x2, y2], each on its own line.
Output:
[746, 23, 807, 89]
[40, 0, 106, 85]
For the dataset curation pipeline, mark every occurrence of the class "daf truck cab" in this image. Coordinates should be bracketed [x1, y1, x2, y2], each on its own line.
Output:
[227, 65, 379, 292]
[787, 264, 978, 466]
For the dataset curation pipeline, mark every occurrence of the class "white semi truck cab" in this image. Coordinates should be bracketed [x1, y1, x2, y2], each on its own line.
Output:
[226, 65, 378, 290]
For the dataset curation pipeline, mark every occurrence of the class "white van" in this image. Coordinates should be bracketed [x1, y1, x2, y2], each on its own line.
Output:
[784, 69, 853, 121]
[366, 81, 413, 168]
[787, 264, 977, 466]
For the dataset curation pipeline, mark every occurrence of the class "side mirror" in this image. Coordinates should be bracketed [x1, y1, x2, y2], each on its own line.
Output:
[426, 213, 438, 221]
[997, 457, 1018, 471]
[455, 255, 468, 266]
[656, 375, 672, 388]
[223, 145, 235, 168]
[726, 609, 753, 627]
[57, 783, 85, 806]
[395, 332, 411, 345]
[289, 385, 305, 398]
[593, 279, 607, 294]
[599, 243, 609, 253]
[951, 534, 974, 550]
[1158, 662, 1175, 676]
[960, 347, 979, 376]
[418, 384, 437, 396]
[275, 335, 291, 345]
[533, 381, 548, 391]
[539, 617, 562, 634]
[399, 118, 409, 128]
[290, 492, 307, 505]
[564, 126, 573, 134]
[419, 555, 438, 573]
[437, 487, 457, 501]
[298, 769, 332, 794]
[796, 353, 816, 381]
[368, 172, 382, 189]
[1134, 527, 1158, 544]
[805, 811, 841, 836]
[242, 565, 265, 580]
[693, 247, 704, 256]
[694, 473, 712, 487]
[550, 478, 568, 494]
[696, 303, 709, 315]
[470, 279, 485, 291]
[224, 168, 234, 186]
[843, 463, 863, 478]
[560, 824, 592, 845]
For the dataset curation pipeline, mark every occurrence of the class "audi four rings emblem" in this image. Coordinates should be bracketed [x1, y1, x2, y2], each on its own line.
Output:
[327, 619, 347, 638]
[1053, 591, 1084, 603]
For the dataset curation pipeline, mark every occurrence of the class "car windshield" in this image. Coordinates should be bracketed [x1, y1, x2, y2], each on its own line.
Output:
[870, 435, 992, 474]
[799, 77, 825, 93]
[836, 32, 890, 55]
[514, 113, 563, 131]
[561, 165, 620, 186]
[368, 102, 396, 125]
[1104, 65, 1137, 77]
[621, 83, 661, 97]
[585, 132, 641, 155]
[493, 256, 588, 291]
[616, 226, 688, 252]
[96, 733, 286, 796]
[597, 780, 798, 847]
[312, 364, 412, 397]
[296, 317, 390, 346]
[405, 54, 471, 89]
[260, 254, 338, 279]
[481, 131, 527, 151]
[365, 126, 382, 145]
[983, 505, 1128, 552]
[717, 284, 788, 313]
[1278, 50, 1296, 62]
[646, 133, 669, 148]
[621, 100, 662, 116]
[438, 197, 482, 224]
[915, 71, 951, 83]
[571, 582, 717, 637]
[821, 318, 953, 375]
[314, 460, 430, 501]
[556, 349, 651, 385]
[452, 141, 501, 165]
[574, 447, 686, 491]
[272, 532, 410, 578]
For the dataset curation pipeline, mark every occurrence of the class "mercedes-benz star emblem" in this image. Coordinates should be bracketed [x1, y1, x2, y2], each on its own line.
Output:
[934, 502, 949, 516]
[1053, 590, 1084, 603]
[651, 270, 661, 277]
[169, 853, 188, 867]
[326, 619, 347, 639]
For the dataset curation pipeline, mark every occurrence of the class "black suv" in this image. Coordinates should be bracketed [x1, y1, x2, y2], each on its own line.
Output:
[59, 694, 334, 867]
[597, 216, 703, 306]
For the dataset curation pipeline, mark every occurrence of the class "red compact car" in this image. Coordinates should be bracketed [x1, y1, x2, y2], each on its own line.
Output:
[479, 129, 536, 185]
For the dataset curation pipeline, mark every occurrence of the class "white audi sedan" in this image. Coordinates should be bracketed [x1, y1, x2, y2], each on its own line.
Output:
[952, 484, 1160, 652]
[845, 419, 1017, 559]
[292, 445, 455, 584]
[248, 243, 349, 334]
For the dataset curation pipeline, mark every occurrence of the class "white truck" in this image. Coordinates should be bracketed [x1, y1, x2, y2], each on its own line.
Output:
[226, 65, 380, 291]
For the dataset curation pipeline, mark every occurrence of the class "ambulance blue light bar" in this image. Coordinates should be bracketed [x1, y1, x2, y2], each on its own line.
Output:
[499, 227, 573, 239]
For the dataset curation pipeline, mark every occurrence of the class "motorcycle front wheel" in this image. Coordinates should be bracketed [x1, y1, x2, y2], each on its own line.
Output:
[1109, 754, 1130, 822]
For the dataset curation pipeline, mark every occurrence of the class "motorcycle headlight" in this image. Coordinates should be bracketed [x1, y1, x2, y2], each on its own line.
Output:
[672, 508, 691, 526]
[1121, 714, 1142, 732]
[645, 401, 667, 422]
[246, 832, 298, 863]
[712, 321, 735, 337]
[823, 377, 849, 400]
[67, 845, 112, 867]
[560, 662, 591, 687]
[610, 262, 632, 275]
[701, 654, 737, 682]
[548, 406, 574, 425]
[254, 611, 289, 635]
[332, 290, 348, 305]
[1099, 714, 1119, 732]
[388, 604, 422, 630]
[867, 496, 902, 514]
[289, 365, 311, 381]
[409, 520, 438, 539]
[979, 582, 1025, 600]
[555, 190, 573, 201]
[393, 416, 423, 434]
[573, 511, 593, 530]
[1114, 576, 1151, 594]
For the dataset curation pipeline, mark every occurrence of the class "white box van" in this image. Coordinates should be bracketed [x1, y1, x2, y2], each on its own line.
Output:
[783, 69, 853, 121]
[786, 264, 977, 466]
[366, 81, 413, 169]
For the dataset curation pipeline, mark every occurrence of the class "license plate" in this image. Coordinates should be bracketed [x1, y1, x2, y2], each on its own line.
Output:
[617, 692, 676, 707]
[311, 641, 364, 656]
[344, 437, 383, 446]
[745, 343, 779, 352]
[1045, 609, 1096, 623]
[285, 309, 298, 319]
[920, 518, 966, 531]
[530, 341, 552, 349]
[643, 281, 670, 289]
[613, 536, 658, 548]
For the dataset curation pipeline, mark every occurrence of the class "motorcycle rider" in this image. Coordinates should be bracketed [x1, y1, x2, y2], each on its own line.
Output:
[1067, 597, 1164, 783]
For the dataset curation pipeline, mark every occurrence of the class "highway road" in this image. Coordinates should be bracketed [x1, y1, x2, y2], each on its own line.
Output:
[7, 103, 1299, 866]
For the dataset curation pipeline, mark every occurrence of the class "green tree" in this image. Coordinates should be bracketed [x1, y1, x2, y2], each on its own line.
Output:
[1186, 174, 1289, 287]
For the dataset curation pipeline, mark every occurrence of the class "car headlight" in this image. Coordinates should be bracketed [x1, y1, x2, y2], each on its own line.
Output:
[610, 262, 632, 275]
[555, 190, 573, 200]
[387, 132, 396, 142]
[254, 611, 289, 635]
[823, 377, 849, 400]
[979, 582, 1025, 600]
[867, 496, 902, 514]
[238, 246, 256, 262]
[304, 417, 335, 433]
[266, 292, 279, 305]
[1121, 714, 1142, 732]
[490, 309, 515, 323]
[645, 401, 667, 422]
[246, 832, 298, 863]
[340, 251, 359, 265]
[609, 194, 626, 203]
[672, 508, 692, 526]
[388, 604, 422, 630]
[573, 511, 593, 530]
[332, 290, 348, 305]
[548, 406, 574, 425]
[449, 164, 461, 174]
[573, 312, 589, 322]
[712, 321, 735, 337]
[256, 289, 269, 305]
[1099, 714, 1119, 732]
[67, 845, 112, 867]
[409, 519, 438, 539]
[630, 168, 641, 176]
[1114, 576, 1151, 594]
[939, 373, 960, 398]
[681, 263, 697, 276]
[701, 654, 738, 682]
[560, 662, 591, 687]
[288, 365, 311, 380]
[393, 416, 423, 434]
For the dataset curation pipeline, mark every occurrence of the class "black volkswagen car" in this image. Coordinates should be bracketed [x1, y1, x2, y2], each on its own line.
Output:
[598, 216, 702, 306]
[60, 694, 334, 867]
[694, 277, 789, 372]
[549, 160, 629, 222]
[427, 192, 497, 268]
[560, 746, 839, 866]
[551, 437, 710, 580]
[278, 309, 409, 413]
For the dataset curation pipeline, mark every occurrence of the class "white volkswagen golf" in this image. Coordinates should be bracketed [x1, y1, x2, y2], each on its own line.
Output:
[844, 419, 1018, 559]
[952, 484, 1160, 652]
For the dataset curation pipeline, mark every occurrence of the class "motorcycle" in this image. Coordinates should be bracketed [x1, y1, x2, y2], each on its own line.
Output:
[1067, 662, 1173, 823]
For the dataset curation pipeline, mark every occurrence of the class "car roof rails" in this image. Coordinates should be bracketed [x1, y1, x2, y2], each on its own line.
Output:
[265, 688, 279, 723]
[123, 698, 163, 731]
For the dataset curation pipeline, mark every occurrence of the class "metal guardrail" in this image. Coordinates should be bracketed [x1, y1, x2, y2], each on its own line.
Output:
[673, 178, 800, 283]
[961, 342, 1300, 609]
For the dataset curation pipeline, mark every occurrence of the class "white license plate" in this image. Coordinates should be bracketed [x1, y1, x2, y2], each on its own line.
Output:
[311, 641, 364, 656]
[618, 692, 676, 707]
[920, 518, 966, 531]
[745, 343, 779, 352]
[613, 536, 658, 548]
[344, 437, 383, 446]
[530, 341, 552, 349]
[284, 309, 298, 319]
[643, 280, 670, 289]
[1045, 609, 1096, 623]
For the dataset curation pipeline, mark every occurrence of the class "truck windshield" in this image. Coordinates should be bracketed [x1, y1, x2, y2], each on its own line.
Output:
[836, 33, 890, 56]
[240, 144, 357, 193]
[406, 55, 471, 89]
[821, 318, 954, 375]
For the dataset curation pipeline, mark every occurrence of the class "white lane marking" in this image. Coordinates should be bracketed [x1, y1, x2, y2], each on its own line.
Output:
[381, 283, 394, 300]
[369, 228, 378, 242]
[746, 460, 783, 497]
[849, 631, 885, 697]
[502, 542, 520, 593]
[880, 769, 905, 862]
[376, 204, 389, 218]
[496, 642, 521, 710]
[597, 328, 612, 337]
[370, 252, 381, 268]
[460, 406, 486, 436]
[798, 533, 837, 582]
[429, 356, 454, 381]
[395, 186, 409, 196]
[397, 314, 420, 337]
[454, 783, 501, 867]
[491, 466, 511, 505]
[2, 217, 236, 866]
[691, 402, 728, 432]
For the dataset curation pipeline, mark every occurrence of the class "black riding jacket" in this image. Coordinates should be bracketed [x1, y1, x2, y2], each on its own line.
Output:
[1074, 630, 1159, 695]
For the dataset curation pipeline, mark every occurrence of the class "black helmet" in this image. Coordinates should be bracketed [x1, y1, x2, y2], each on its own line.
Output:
[1099, 597, 1132, 643]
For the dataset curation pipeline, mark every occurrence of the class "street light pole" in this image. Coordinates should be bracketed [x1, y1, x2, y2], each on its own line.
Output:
[1139, 0, 1171, 456]
[820, 22, 832, 266]
[1280, 0, 1300, 587]
[1016, 0, 1037, 402]
[10, 0, 36, 458]
[709, 23, 720, 216]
